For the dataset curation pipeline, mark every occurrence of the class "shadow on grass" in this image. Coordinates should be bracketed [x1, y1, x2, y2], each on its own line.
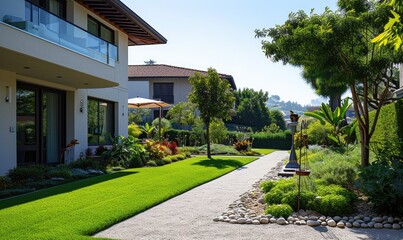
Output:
[0, 171, 137, 210]
[192, 158, 245, 169]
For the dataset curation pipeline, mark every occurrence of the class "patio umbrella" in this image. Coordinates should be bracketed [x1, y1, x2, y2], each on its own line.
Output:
[128, 97, 171, 141]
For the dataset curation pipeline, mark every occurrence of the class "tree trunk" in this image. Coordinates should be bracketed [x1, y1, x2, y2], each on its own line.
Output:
[359, 126, 370, 167]
[328, 92, 341, 111]
[206, 121, 211, 159]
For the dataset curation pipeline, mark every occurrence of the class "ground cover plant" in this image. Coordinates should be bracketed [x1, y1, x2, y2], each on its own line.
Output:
[0, 155, 258, 240]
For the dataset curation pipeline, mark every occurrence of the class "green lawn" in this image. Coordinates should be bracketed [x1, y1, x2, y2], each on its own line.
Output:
[0, 156, 259, 240]
[253, 148, 276, 155]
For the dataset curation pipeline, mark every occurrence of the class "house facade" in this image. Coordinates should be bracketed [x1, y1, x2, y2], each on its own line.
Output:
[0, 0, 166, 175]
[128, 64, 236, 118]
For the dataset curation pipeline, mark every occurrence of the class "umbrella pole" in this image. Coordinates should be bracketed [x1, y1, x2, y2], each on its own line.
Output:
[159, 107, 162, 142]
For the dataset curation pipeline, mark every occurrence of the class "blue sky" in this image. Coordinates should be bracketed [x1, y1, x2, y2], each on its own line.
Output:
[122, 1, 338, 105]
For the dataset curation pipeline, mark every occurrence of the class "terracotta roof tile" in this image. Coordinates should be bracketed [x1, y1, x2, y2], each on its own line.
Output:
[128, 64, 236, 89]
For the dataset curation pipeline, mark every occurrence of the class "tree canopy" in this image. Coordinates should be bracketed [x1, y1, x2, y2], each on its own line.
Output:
[255, 0, 403, 166]
[188, 68, 235, 158]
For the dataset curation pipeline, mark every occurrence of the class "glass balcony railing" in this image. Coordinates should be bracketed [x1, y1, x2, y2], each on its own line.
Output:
[2, 1, 117, 66]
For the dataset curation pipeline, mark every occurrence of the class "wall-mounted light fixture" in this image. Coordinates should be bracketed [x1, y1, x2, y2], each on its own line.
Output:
[80, 100, 84, 113]
[122, 104, 125, 116]
[5, 86, 11, 103]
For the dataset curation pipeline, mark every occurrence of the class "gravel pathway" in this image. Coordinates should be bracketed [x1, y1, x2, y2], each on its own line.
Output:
[95, 151, 402, 240]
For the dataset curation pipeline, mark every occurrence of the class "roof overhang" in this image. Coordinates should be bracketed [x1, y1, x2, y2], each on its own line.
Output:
[77, 0, 167, 46]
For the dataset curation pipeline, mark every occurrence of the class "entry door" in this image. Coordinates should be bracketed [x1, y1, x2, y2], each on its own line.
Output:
[17, 83, 65, 165]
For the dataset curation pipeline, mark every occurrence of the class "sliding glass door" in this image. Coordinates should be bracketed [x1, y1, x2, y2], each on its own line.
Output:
[17, 83, 65, 166]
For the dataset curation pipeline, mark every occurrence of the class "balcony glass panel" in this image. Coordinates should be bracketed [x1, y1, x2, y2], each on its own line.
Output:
[3, 1, 117, 66]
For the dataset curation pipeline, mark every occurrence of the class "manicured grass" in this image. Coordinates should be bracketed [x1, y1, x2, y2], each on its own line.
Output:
[252, 148, 276, 155]
[0, 156, 258, 240]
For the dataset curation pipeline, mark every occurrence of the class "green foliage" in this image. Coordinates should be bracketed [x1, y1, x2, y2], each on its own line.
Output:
[7, 165, 49, 183]
[141, 123, 156, 139]
[101, 136, 145, 168]
[146, 160, 157, 167]
[0, 176, 12, 191]
[309, 194, 352, 216]
[197, 143, 240, 155]
[166, 101, 198, 127]
[161, 157, 172, 164]
[260, 180, 277, 193]
[70, 157, 103, 170]
[128, 123, 142, 138]
[270, 110, 286, 130]
[144, 139, 170, 160]
[281, 190, 317, 210]
[249, 130, 292, 150]
[46, 165, 72, 179]
[358, 160, 403, 215]
[306, 120, 334, 146]
[231, 88, 271, 130]
[261, 123, 281, 134]
[316, 184, 357, 203]
[152, 117, 172, 129]
[309, 148, 360, 188]
[128, 108, 150, 124]
[209, 119, 228, 144]
[369, 99, 403, 156]
[188, 68, 235, 158]
[265, 204, 293, 218]
[371, 138, 403, 165]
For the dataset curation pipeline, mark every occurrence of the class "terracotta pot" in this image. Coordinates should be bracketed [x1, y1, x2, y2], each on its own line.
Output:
[295, 170, 310, 176]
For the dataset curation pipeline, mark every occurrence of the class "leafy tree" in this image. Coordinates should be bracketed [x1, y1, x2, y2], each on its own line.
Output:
[166, 101, 198, 127]
[372, 0, 403, 50]
[270, 109, 286, 130]
[128, 108, 151, 124]
[188, 68, 235, 158]
[255, 1, 403, 166]
[231, 88, 271, 130]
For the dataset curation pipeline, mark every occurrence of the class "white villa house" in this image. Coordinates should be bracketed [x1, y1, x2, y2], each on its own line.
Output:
[0, 0, 166, 175]
[128, 64, 236, 119]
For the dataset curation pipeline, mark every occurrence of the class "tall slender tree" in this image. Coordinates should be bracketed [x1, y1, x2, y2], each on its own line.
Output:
[188, 68, 235, 158]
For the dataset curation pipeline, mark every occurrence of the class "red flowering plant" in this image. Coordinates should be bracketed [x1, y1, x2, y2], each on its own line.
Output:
[233, 139, 251, 152]
[145, 139, 171, 160]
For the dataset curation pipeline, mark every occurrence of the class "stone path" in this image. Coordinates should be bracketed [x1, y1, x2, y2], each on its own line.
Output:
[95, 151, 402, 240]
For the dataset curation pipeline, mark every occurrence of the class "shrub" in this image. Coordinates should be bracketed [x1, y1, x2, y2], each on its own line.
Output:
[306, 120, 333, 146]
[358, 160, 403, 215]
[85, 147, 93, 157]
[162, 157, 172, 164]
[8, 165, 49, 183]
[47, 165, 72, 178]
[234, 140, 251, 152]
[146, 160, 157, 167]
[0, 176, 13, 190]
[249, 130, 291, 150]
[125, 156, 147, 168]
[265, 204, 293, 217]
[309, 194, 352, 216]
[145, 139, 170, 160]
[70, 157, 103, 170]
[155, 159, 165, 166]
[128, 123, 142, 138]
[95, 145, 107, 156]
[209, 119, 228, 144]
[170, 156, 178, 162]
[309, 148, 360, 188]
[260, 180, 277, 193]
[316, 184, 356, 202]
[281, 190, 316, 210]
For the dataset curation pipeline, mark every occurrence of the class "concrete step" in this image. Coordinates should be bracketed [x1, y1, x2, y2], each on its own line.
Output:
[277, 171, 295, 177]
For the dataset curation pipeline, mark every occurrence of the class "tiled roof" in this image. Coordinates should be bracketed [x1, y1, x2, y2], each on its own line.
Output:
[128, 64, 236, 89]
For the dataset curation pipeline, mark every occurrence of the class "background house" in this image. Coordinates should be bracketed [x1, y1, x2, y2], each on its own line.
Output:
[0, 0, 166, 175]
[128, 64, 236, 118]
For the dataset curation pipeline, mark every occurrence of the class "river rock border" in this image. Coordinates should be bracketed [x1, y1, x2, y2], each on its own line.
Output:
[213, 158, 403, 230]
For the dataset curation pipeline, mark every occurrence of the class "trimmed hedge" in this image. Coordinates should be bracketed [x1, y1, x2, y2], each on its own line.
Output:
[369, 99, 403, 153]
[249, 130, 292, 150]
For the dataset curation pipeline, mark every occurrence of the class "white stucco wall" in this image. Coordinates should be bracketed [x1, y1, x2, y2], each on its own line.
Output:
[0, 70, 17, 175]
[128, 81, 150, 98]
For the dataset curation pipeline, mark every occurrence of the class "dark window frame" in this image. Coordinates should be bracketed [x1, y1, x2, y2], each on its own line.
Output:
[27, 0, 66, 19]
[153, 82, 174, 104]
[87, 15, 115, 44]
[87, 97, 115, 146]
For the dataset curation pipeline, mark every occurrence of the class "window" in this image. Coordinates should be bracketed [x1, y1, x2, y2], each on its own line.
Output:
[87, 16, 114, 44]
[27, 0, 66, 19]
[87, 98, 115, 146]
[153, 83, 174, 103]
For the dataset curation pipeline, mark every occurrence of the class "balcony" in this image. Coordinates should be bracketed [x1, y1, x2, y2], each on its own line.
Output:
[2, 1, 117, 67]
